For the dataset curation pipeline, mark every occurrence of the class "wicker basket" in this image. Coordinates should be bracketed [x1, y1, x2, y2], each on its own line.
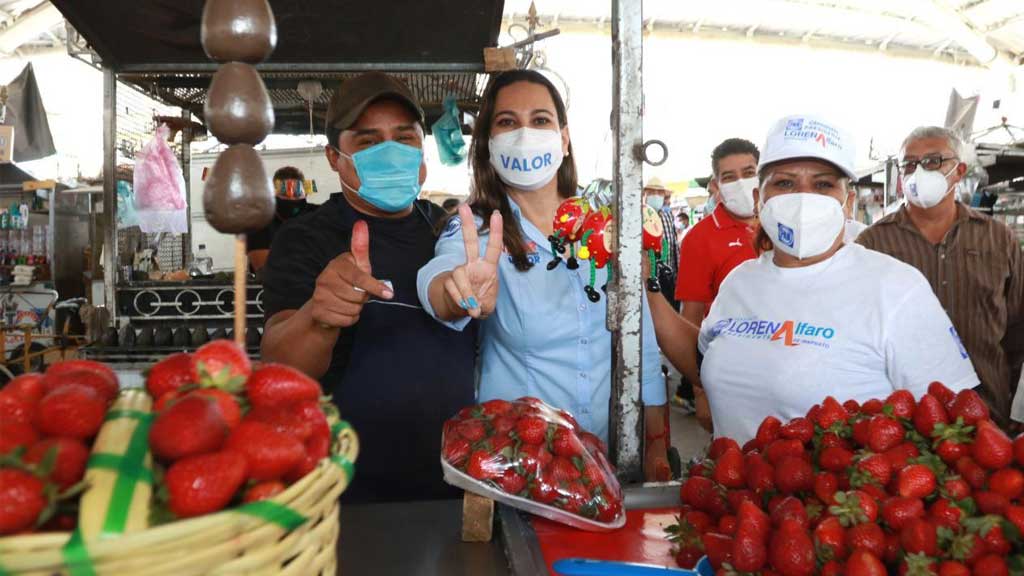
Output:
[0, 403, 359, 576]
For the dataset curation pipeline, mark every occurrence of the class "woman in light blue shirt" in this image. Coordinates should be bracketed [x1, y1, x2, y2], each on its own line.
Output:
[416, 70, 668, 480]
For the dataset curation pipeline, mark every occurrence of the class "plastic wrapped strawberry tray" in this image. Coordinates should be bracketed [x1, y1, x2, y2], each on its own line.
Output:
[441, 397, 626, 531]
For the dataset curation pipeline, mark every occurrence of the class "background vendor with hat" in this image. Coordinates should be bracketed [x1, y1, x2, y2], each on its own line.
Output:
[649, 114, 979, 443]
[246, 165, 317, 274]
[260, 72, 477, 502]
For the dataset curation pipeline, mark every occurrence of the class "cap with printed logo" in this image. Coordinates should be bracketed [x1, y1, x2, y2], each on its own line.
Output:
[325, 72, 425, 135]
[758, 114, 857, 180]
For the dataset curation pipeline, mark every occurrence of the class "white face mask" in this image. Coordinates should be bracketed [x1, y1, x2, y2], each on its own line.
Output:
[717, 177, 758, 217]
[759, 193, 846, 260]
[646, 195, 665, 210]
[902, 164, 956, 209]
[489, 127, 564, 191]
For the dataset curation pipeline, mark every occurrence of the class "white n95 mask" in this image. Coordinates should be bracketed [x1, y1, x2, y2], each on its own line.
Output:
[489, 128, 564, 191]
[718, 177, 758, 217]
[759, 193, 845, 259]
[903, 165, 956, 209]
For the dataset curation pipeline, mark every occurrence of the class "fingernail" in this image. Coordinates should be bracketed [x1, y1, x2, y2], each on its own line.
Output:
[467, 296, 479, 309]
[382, 289, 394, 300]
[459, 299, 469, 310]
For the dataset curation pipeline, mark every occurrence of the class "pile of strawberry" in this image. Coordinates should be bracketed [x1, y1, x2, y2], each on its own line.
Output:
[667, 383, 1024, 575]
[145, 340, 332, 519]
[441, 397, 623, 524]
[0, 360, 121, 535]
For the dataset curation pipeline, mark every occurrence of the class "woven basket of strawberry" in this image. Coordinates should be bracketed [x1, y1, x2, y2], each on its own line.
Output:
[0, 360, 126, 569]
[665, 383, 1024, 575]
[0, 341, 358, 576]
[441, 397, 626, 531]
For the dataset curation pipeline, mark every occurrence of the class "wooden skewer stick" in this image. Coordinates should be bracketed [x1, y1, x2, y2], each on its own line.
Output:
[234, 234, 247, 346]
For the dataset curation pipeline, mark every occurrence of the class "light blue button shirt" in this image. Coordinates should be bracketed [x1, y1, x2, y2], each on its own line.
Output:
[416, 198, 666, 443]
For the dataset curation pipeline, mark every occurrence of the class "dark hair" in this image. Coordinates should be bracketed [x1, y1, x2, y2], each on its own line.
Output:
[711, 138, 759, 176]
[273, 166, 304, 181]
[468, 70, 578, 271]
[442, 198, 460, 211]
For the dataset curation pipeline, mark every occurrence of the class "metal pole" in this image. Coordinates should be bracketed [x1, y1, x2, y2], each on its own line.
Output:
[181, 108, 192, 268]
[102, 67, 117, 321]
[883, 157, 895, 211]
[608, 0, 645, 483]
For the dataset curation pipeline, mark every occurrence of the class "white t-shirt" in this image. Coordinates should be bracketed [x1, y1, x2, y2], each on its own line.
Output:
[844, 219, 869, 243]
[698, 243, 979, 444]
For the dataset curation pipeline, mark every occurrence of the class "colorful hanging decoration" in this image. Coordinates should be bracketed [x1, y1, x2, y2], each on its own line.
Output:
[546, 196, 590, 271]
[642, 205, 666, 292]
[578, 207, 614, 302]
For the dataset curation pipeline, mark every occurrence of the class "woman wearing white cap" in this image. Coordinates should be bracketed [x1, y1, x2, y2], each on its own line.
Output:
[649, 114, 979, 444]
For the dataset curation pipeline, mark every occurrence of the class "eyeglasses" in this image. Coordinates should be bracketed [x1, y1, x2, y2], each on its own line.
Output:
[899, 154, 958, 174]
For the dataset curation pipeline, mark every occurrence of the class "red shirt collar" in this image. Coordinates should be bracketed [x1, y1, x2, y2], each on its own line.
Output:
[711, 204, 753, 231]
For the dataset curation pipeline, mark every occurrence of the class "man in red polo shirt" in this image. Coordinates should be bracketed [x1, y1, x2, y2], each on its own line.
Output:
[648, 138, 759, 431]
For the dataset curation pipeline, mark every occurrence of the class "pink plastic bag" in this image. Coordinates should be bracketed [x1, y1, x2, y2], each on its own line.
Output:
[132, 124, 187, 233]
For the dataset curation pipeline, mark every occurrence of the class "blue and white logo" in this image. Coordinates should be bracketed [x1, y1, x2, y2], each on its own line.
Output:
[778, 223, 795, 248]
[949, 326, 969, 359]
[441, 216, 462, 239]
[786, 118, 804, 131]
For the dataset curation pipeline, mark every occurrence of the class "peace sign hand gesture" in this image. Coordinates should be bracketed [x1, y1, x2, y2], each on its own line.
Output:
[443, 204, 503, 319]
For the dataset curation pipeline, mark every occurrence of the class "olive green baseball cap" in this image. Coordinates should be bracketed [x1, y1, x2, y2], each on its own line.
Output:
[325, 72, 425, 134]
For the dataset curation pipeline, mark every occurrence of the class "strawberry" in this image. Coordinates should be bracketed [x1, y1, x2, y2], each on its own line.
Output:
[596, 497, 622, 523]
[845, 521, 885, 557]
[468, 449, 505, 481]
[246, 404, 312, 441]
[24, 437, 89, 491]
[816, 397, 850, 430]
[861, 399, 884, 414]
[480, 399, 513, 416]
[556, 410, 580, 431]
[754, 416, 782, 447]
[974, 491, 1009, 515]
[145, 352, 193, 401]
[444, 437, 471, 467]
[529, 479, 558, 504]
[551, 427, 584, 458]
[853, 453, 892, 488]
[900, 518, 938, 556]
[713, 447, 745, 489]
[284, 407, 330, 483]
[680, 476, 717, 509]
[842, 399, 861, 413]
[769, 519, 815, 576]
[709, 437, 742, 460]
[898, 464, 936, 499]
[814, 516, 848, 561]
[936, 440, 969, 464]
[770, 497, 809, 531]
[884, 390, 916, 419]
[682, 509, 713, 533]
[457, 419, 487, 442]
[973, 555, 1008, 576]
[882, 496, 925, 530]
[725, 489, 755, 513]
[819, 446, 855, 472]
[45, 369, 120, 407]
[972, 420, 1012, 470]
[844, 549, 886, 575]
[518, 444, 553, 475]
[242, 480, 286, 503]
[0, 390, 32, 426]
[0, 421, 37, 454]
[3, 373, 46, 405]
[885, 443, 921, 472]
[498, 468, 526, 495]
[972, 519, 1011, 555]
[928, 498, 964, 529]
[191, 389, 242, 429]
[514, 416, 547, 445]
[578, 431, 607, 456]
[927, 381, 955, 406]
[814, 471, 839, 505]
[937, 561, 970, 576]
[774, 456, 813, 494]
[35, 384, 106, 440]
[867, 416, 904, 453]
[700, 532, 734, 570]
[227, 419, 305, 481]
[948, 389, 989, 425]
[883, 530, 902, 564]
[165, 450, 247, 517]
[765, 439, 805, 465]
[491, 415, 517, 436]
[45, 360, 118, 397]
[954, 457, 988, 489]
[737, 499, 771, 542]
[0, 468, 52, 535]
[731, 528, 767, 571]
[852, 418, 872, 448]
[1014, 434, 1024, 467]
[899, 553, 937, 576]
[717, 515, 737, 535]
[912, 394, 948, 438]
[547, 457, 581, 484]
[987, 468, 1024, 500]
[830, 490, 878, 525]
[245, 363, 320, 408]
[675, 546, 704, 569]
[149, 395, 228, 461]
[780, 417, 814, 444]
[746, 455, 775, 493]
[190, 340, 252, 389]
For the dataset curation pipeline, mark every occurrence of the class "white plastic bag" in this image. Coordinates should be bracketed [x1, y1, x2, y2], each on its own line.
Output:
[132, 124, 187, 233]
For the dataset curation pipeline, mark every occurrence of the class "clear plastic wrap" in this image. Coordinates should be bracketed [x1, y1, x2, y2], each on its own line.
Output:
[132, 124, 187, 234]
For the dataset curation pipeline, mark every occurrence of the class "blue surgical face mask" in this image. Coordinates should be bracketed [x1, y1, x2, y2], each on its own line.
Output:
[336, 141, 423, 212]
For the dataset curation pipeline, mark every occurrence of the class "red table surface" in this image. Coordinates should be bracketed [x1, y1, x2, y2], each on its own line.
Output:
[532, 507, 680, 575]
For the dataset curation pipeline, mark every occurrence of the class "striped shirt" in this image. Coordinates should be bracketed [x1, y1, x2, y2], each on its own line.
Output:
[856, 203, 1023, 426]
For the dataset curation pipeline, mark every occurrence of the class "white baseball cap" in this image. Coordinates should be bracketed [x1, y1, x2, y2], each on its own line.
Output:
[758, 114, 857, 180]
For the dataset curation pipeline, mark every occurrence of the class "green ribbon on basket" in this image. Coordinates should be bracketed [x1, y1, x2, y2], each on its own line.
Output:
[237, 500, 307, 531]
[62, 529, 96, 576]
[329, 419, 357, 482]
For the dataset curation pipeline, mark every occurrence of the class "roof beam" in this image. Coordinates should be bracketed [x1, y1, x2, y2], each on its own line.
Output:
[911, 0, 1014, 70]
[0, 2, 63, 55]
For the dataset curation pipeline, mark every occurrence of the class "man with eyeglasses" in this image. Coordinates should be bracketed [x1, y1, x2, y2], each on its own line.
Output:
[857, 126, 1022, 428]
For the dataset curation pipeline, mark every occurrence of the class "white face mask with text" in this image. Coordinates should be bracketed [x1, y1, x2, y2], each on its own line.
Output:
[759, 193, 846, 259]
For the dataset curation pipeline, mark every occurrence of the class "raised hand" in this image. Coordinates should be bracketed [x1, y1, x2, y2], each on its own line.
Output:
[310, 220, 393, 328]
[443, 204, 503, 319]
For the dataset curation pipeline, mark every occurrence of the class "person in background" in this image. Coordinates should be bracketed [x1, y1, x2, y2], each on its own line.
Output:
[442, 197, 460, 213]
[261, 73, 476, 502]
[416, 70, 669, 480]
[657, 114, 978, 444]
[857, 126, 1022, 427]
[644, 177, 679, 306]
[677, 211, 691, 237]
[247, 166, 317, 273]
[666, 138, 761, 431]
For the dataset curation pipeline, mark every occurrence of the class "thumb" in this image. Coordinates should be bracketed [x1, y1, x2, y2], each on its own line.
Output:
[351, 220, 371, 274]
